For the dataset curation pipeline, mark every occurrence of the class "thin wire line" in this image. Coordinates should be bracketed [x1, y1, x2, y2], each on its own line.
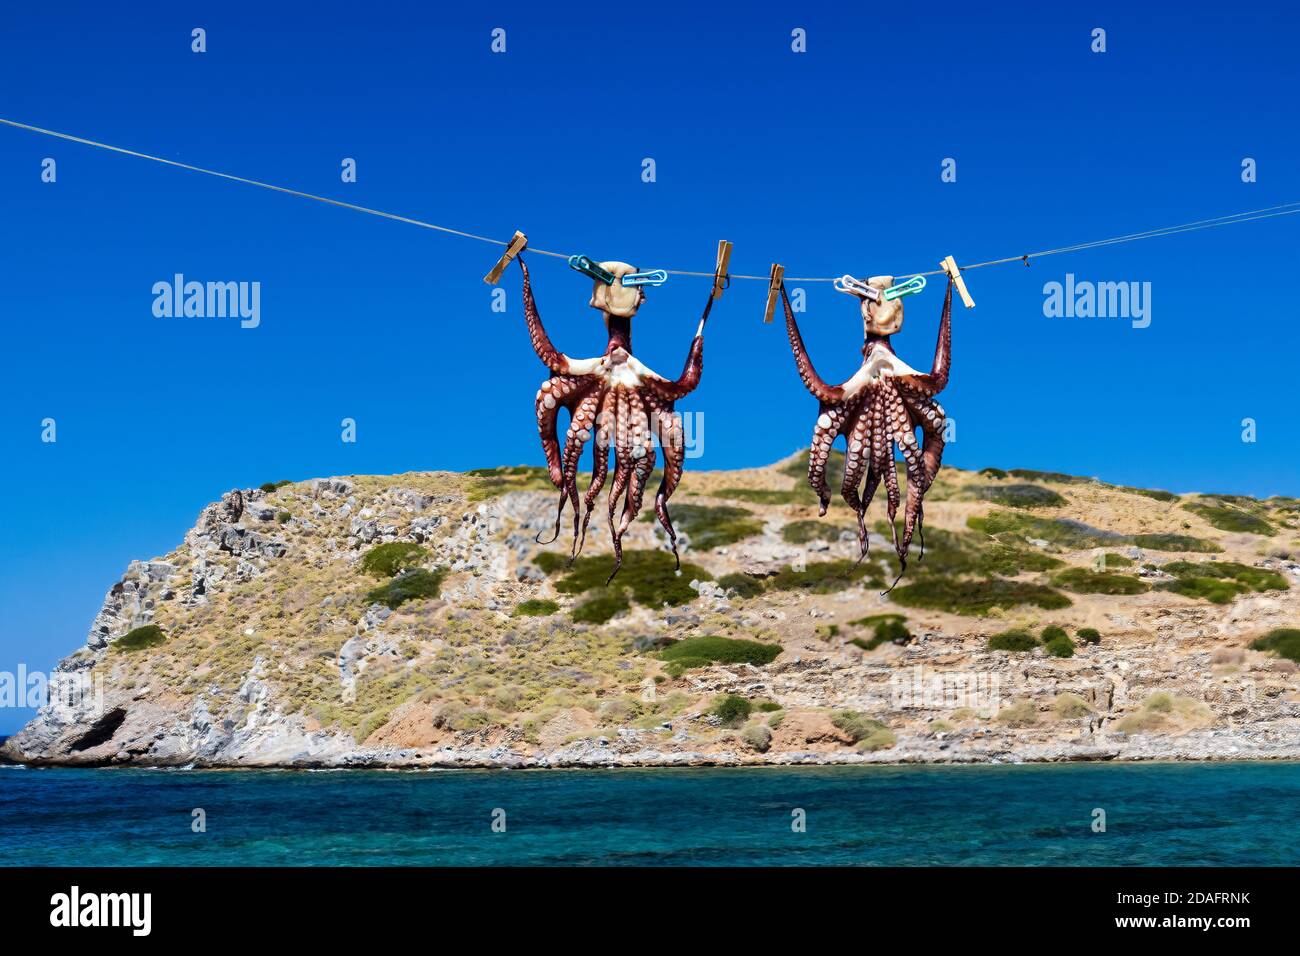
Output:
[4, 117, 1298, 282]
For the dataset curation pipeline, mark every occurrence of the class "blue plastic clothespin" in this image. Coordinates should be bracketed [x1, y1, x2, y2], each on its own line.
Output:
[883, 275, 927, 301]
[620, 269, 667, 287]
[568, 255, 616, 285]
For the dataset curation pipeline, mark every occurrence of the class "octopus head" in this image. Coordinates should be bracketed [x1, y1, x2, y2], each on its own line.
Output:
[838, 274, 904, 337]
[589, 261, 646, 321]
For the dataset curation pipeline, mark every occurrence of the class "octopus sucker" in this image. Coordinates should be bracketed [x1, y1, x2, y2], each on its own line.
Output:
[783, 274, 954, 584]
[643, 391, 685, 567]
[517, 255, 711, 581]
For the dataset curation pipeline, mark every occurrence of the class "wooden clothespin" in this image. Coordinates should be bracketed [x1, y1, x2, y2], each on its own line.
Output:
[940, 255, 975, 308]
[712, 240, 733, 299]
[483, 230, 528, 285]
[763, 263, 785, 323]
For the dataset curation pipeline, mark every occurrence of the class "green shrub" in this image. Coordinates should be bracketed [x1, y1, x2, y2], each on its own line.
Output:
[714, 487, 802, 505]
[967, 511, 1122, 549]
[1183, 501, 1275, 536]
[1115, 710, 1161, 733]
[766, 559, 880, 594]
[435, 702, 493, 732]
[1041, 625, 1068, 642]
[1160, 577, 1247, 604]
[995, 701, 1037, 726]
[1100, 553, 1134, 568]
[1052, 568, 1149, 595]
[259, 479, 293, 492]
[1130, 533, 1220, 553]
[981, 545, 1065, 575]
[1077, 627, 1102, 645]
[892, 577, 1070, 616]
[1117, 486, 1180, 503]
[782, 448, 845, 487]
[859, 727, 897, 751]
[1250, 628, 1300, 663]
[513, 599, 559, 617]
[754, 700, 783, 712]
[740, 722, 773, 752]
[781, 519, 851, 545]
[532, 552, 567, 575]
[832, 710, 888, 743]
[717, 572, 764, 599]
[1158, 560, 1288, 605]
[972, 510, 1221, 553]
[1114, 691, 1213, 734]
[597, 696, 640, 724]
[1052, 693, 1093, 718]
[979, 467, 1009, 479]
[849, 614, 913, 650]
[276, 510, 292, 524]
[710, 694, 753, 728]
[365, 568, 446, 609]
[969, 483, 1067, 508]
[1007, 469, 1092, 485]
[466, 465, 555, 501]
[550, 549, 709, 607]
[658, 636, 782, 673]
[658, 504, 764, 550]
[1162, 561, 1287, 592]
[361, 542, 430, 579]
[662, 657, 711, 678]
[1043, 634, 1075, 657]
[987, 629, 1038, 652]
[1145, 692, 1174, 713]
[571, 589, 630, 623]
[116, 624, 167, 651]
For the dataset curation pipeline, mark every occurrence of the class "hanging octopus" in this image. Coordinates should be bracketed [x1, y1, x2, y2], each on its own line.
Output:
[516, 256, 712, 580]
[782, 274, 952, 585]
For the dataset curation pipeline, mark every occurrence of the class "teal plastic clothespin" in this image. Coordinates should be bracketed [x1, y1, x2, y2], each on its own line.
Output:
[568, 255, 616, 285]
[883, 275, 927, 301]
[621, 269, 667, 287]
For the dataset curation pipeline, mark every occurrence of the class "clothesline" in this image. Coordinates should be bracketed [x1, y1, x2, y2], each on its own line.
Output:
[4, 116, 1299, 284]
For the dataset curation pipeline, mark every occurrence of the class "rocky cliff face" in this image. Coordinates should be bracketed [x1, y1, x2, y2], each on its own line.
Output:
[4, 457, 1298, 768]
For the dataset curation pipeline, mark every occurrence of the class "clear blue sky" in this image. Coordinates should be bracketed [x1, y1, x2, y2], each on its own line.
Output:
[2, 2, 1298, 732]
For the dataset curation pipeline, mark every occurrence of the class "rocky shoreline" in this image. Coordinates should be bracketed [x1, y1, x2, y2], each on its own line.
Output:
[4, 460, 1298, 770]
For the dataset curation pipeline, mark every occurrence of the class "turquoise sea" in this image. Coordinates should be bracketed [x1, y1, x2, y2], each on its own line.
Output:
[1, 762, 1297, 866]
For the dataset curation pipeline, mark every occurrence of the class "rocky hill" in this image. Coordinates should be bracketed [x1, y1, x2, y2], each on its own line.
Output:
[4, 454, 1299, 768]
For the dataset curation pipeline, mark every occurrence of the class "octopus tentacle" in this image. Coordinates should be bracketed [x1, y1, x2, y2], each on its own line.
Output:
[901, 393, 946, 560]
[535, 376, 590, 488]
[808, 405, 846, 515]
[888, 386, 928, 569]
[864, 387, 901, 575]
[894, 277, 953, 397]
[576, 389, 614, 558]
[783, 286, 844, 405]
[643, 392, 686, 567]
[560, 390, 602, 561]
[534, 378, 595, 544]
[518, 257, 569, 374]
[645, 294, 711, 402]
[617, 391, 656, 540]
[880, 387, 905, 544]
[839, 402, 871, 558]
[605, 386, 633, 582]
